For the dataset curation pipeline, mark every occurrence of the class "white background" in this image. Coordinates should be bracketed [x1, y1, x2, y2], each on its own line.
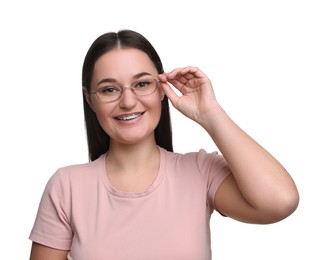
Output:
[1, 0, 320, 259]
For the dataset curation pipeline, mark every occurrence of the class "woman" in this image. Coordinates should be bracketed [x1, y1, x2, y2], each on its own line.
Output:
[29, 29, 299, 259]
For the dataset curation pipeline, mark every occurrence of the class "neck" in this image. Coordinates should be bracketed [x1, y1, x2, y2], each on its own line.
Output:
[107, 138, 160, 173]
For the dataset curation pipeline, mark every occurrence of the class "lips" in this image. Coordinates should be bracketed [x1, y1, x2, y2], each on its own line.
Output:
[115, 112, 144, 121]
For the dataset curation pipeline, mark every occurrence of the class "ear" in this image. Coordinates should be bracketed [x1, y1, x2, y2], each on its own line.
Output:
[83, 86, 95, 112]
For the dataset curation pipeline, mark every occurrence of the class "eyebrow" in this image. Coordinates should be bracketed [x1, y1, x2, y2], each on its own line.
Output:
[96, 72, 153, 86]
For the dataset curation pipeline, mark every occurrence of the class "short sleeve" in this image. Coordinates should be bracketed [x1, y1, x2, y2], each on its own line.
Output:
[196, 150, 231, 211]
[29, 169, 73, 250]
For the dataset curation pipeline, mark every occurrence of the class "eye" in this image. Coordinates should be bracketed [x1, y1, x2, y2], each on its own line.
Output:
[98, 86, 121, 96]
[133, 79, 154, 89]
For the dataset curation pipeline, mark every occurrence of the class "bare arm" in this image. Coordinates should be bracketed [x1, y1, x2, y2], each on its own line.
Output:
[159, 66, 299, 224]
[30, 242, 68, 260]
[204, 105, 299, 223]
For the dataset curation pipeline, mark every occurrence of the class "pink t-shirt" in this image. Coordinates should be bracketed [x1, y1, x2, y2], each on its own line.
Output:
[29, 147, 231, 260]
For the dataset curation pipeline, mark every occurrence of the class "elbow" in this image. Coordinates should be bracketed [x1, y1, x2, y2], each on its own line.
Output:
[265, 188, 300, 224]
[281, 189, 300, 218]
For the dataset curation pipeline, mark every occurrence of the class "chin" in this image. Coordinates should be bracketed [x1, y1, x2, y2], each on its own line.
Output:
[116, 130, 154, 145]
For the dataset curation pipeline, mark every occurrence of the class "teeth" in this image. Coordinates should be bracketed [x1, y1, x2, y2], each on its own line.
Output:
[117, 113, 142, 121]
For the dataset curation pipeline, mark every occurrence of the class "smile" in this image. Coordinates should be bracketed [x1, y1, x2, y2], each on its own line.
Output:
[116, 112, 144, 121]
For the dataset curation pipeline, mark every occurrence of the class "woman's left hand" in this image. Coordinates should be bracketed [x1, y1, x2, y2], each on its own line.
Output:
[158, 66, 219, 124]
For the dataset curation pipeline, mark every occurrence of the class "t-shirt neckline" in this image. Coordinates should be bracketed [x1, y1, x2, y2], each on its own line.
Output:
[99, 146, 166, 198]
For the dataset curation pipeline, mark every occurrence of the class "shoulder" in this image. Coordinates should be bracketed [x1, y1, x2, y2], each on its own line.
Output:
[160, 147, 229, 176]
[160, 148, 231, 197]
[161, 146, 230, 176]
[47, 154, 105, 191]
[161, 147, 223, 167]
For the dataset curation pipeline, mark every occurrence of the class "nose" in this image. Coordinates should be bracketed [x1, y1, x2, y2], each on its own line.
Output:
[118, 87, 137, 109]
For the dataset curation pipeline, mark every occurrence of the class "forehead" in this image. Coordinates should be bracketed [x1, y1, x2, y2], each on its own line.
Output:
[93, 48, 157, 79]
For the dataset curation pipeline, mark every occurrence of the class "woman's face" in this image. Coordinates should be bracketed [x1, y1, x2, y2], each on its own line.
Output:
[86, 48, 164, 146]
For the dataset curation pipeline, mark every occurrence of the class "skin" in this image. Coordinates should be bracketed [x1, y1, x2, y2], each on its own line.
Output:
[30, 49, 299, 259]
[87, 48, 165, 149]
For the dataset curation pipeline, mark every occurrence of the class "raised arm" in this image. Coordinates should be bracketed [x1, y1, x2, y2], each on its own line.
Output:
[158, 67, 299, 224]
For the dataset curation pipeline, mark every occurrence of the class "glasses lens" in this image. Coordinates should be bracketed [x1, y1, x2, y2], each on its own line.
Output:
[132, 78, 158, 96]
[96, 85, 121, 102]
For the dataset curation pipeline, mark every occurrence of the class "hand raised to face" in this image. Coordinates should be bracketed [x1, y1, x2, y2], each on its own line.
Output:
[158, 66, 219, 124]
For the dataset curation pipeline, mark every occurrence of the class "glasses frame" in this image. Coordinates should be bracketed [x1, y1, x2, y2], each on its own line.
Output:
[89, 77, 160, 103]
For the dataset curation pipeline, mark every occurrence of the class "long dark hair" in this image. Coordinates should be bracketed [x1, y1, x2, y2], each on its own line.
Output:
[82, 29, 173, 161]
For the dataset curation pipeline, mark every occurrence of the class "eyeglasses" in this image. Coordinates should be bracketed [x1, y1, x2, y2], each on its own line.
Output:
[89, 76, 160, 103]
